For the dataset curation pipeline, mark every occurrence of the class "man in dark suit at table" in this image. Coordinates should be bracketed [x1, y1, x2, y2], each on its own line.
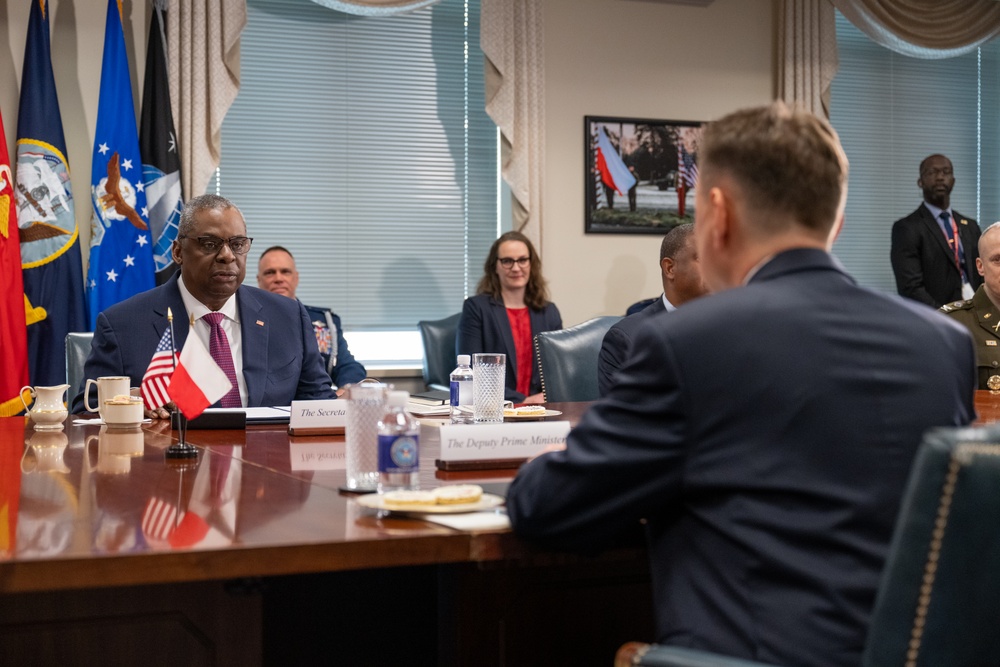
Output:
[507, 103, 976, 667]
[597, 223, 708, 395]
[890, 154, 982, 307]
[72, 194, 335, 418]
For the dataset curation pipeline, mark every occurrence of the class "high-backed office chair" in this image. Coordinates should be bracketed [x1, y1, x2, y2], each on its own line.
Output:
[66, 332, 94, 397]
[614, 426, 1000, 667]
[534, 316, 620, 402]
[417, 312, 461, 391]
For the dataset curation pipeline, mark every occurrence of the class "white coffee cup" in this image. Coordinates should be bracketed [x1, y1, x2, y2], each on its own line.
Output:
[84, 376, 130, 420]
[102, 397, 144, 429]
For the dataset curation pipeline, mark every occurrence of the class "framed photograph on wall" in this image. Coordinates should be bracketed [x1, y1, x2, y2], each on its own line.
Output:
[585, 115, 704, 235]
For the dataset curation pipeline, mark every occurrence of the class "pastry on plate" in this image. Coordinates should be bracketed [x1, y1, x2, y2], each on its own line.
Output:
[432, 484, 484, 505]
[503, 405, 547, 417]
[382, 490, 438, 508]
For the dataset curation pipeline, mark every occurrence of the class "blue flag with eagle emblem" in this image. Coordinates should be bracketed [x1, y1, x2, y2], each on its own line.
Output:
[87, 0, 155, 329]
[140, 1, 183, 285]
[16, 0, 87, 387]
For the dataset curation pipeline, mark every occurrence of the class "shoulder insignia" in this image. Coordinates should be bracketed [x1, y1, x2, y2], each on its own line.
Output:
[940, 299, 973, 313]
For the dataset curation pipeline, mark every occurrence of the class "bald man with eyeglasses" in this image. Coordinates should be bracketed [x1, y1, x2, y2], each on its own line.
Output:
[72, 194, 335, 417]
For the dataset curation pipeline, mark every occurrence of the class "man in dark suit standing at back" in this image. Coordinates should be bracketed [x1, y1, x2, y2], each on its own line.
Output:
[891, 154, 982, 307]
[506, 103, 976, 666]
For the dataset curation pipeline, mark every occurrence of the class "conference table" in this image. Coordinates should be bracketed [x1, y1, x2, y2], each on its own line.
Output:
[0, 401, 654, 666]
[7, 392, 999, 665]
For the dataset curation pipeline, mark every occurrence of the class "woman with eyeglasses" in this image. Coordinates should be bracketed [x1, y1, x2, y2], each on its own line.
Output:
[458, 231, 562, 404]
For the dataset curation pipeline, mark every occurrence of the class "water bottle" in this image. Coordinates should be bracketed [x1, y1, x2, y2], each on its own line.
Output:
[450, 354, 474, 424]
[377, 390, 420, 493]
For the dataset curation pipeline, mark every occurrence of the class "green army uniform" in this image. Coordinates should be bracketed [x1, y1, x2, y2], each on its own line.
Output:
[941, 285, 1000, 390]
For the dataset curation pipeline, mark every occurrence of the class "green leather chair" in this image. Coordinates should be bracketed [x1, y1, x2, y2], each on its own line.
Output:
[534, 316, 620, 402]
[615, 425, 1000, 667]
[65, 331, 94, 398]
[417, 312, 461, 391]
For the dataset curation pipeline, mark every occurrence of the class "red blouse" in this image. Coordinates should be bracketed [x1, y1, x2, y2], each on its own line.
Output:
[506, 307, 533, 397]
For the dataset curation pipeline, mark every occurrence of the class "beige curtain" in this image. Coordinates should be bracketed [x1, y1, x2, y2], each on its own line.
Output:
[308, 0, 440, 14]
[167, 0, 247, 199]
[831, 0, 1000, 58]
[778, 0, 838, 118]
[481, 0, 545, 249]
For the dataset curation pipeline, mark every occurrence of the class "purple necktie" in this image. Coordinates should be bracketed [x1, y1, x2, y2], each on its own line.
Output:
[202, 312, 242, 408]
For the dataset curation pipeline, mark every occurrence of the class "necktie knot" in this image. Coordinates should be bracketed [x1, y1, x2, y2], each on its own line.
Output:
[203, 312, 225, 328]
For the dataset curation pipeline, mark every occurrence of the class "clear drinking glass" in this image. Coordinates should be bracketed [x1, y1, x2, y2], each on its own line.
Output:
[344, 381, 389, 490]
[473, 353, 506, 423]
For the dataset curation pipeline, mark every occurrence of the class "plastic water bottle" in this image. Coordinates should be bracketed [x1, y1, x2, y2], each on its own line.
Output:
[450, 354, 474, 424]
[377, 390, 420, 492]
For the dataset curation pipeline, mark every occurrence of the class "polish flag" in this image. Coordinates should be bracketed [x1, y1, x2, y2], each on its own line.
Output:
[595, 125, 636, 196]
[167, 333, 232, 420]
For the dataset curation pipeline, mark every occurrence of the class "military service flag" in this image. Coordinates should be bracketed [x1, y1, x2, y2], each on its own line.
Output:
[140, 1, 183, 285]
[0, 108, 29, 417]
[16, 0, 87, 388]
[87, 0, 155, 329]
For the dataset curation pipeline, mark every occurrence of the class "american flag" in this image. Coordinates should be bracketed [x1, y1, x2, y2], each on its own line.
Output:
[677, 144, 699, 188]
[141, 328, 177, 410]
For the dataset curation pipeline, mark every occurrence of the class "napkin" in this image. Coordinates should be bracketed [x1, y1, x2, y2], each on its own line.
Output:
[417, 511, 510, 531]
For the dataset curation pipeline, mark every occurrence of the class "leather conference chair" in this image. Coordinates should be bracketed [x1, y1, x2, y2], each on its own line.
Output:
[614, 425, 1000, 667]
[66, 332, 95, 398]
[417, 312, 461, 391]
[534, 316, 620, 402]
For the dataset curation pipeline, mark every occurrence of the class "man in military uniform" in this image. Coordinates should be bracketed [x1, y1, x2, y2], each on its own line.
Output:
[256, 246, 366, 394]
[941, 220, 1000, 390]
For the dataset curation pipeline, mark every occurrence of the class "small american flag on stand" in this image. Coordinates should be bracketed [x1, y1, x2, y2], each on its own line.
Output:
[142, 328, 177, 410]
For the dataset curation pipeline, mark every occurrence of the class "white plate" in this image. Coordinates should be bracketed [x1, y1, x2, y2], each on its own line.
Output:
[355, 492, 505, 514]
[503, 409, 562, 421]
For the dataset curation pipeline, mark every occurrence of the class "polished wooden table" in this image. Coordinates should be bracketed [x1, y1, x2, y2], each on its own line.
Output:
[0, 402, 653, 665]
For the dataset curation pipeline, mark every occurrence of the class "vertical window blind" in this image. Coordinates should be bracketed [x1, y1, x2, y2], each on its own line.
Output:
[217, 0, 497, 332]
[830, 10, 1000, 293]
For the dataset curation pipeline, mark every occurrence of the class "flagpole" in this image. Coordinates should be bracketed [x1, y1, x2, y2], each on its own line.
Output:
[165, 307, 197, 460]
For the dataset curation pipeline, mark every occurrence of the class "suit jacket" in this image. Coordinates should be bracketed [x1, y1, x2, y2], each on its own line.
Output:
[71, 274, 335, 413]
[457, 293, 562, 402]
[302, 303, 367, 388]
[891, 203, 982, 307]
[597, 297, 667, 396]
[507, 249, 976, 666]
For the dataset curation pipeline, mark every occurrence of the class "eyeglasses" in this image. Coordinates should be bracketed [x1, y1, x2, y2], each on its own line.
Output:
[178, 235, 253, 255]
[497, 256, 531, 269]
[921, 167, 953, 178]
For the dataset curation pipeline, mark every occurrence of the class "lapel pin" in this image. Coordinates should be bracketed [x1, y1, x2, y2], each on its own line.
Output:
[961, 219, 968, 225]
[988, 340, 997, 347]
[985, 313, 992, 319]
[256, 320, 265, 326]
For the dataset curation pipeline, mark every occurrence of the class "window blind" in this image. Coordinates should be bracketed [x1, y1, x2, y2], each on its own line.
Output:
[218, 0, 497, 330]
[829, 11, 1000, 293]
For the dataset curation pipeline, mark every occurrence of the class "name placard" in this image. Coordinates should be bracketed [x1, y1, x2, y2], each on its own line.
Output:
[289, 399, 347, 435]
[435, 421, 571, 464]
[289, 441, 346, 471]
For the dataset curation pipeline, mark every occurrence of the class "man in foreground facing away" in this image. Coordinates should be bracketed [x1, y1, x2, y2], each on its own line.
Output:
[506, 103, 976, 666]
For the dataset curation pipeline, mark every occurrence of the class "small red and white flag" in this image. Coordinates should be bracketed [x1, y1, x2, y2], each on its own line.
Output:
[167, 332, 232, 420]
[141, 328, 178, 410]
[595, 125, 636, 197]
